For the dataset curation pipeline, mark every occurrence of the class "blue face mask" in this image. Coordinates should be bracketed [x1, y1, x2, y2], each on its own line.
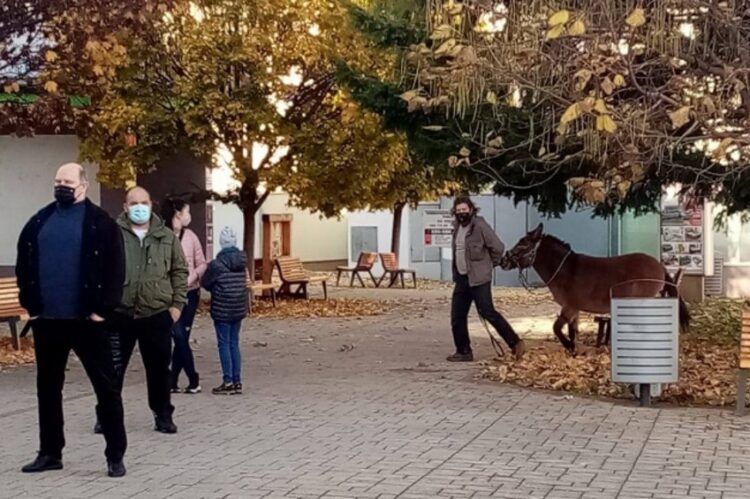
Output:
[128, 204, 151, 225]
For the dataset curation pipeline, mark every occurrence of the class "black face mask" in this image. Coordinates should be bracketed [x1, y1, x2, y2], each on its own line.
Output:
[54, 185, 77, 206]
[456, 212, 472, 225]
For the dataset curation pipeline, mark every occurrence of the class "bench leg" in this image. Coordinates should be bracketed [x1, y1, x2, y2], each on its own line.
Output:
[738, 369, 749, 416]
[337, 270, 343, 287]
[20, 321, 33, 338]
[595, 320, 605, 347]
[389, 272, 398, 288]
[322, 281, 328, 300]
[349, 271, 356, 287]
[605, 320, 611, 346]
[400, 272, 405, 289]
[271, 289, 277, 307]
[9, 319, 20, 350]
[355, 271, 366, 288]
[368, 270, 379, 287]
[410, 272, 417, 288]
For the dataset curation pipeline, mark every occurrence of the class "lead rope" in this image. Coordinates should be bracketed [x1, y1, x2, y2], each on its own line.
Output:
[480, 317, 506, 358]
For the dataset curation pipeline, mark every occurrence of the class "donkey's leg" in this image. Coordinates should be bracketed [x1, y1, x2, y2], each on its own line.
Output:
[567, 313, 580, 355]
[553, 313, 575, 353]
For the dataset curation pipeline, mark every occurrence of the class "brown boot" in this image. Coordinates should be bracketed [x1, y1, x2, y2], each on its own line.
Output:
[446, 351, 474, 362]
[513, 339, 526, 360]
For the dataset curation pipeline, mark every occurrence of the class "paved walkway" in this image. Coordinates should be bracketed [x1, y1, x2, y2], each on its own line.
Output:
[1, 287, 750, 498]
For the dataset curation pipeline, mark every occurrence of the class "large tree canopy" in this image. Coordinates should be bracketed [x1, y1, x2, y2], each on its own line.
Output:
[404, 0, 750, 215]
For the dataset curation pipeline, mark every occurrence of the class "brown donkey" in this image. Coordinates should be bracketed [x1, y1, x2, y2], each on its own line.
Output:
[500, 223, 689, 353]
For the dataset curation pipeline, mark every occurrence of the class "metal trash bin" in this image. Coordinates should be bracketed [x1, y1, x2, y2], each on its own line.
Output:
[611, 297, 679, 407]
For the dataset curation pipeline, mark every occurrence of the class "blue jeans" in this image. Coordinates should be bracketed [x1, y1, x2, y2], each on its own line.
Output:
[171, 289, 200, 387]
[214, 321, 242, 384]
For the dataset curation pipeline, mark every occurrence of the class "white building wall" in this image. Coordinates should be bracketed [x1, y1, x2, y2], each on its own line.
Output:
[0, 135, 100, 268]
[210, 191, 348, 263]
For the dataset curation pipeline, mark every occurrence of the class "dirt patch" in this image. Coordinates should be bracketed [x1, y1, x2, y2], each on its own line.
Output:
[0, 337, 35, 370]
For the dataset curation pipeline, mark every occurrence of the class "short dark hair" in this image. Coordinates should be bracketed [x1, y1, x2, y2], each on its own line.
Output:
[161, 197, 188, 230]
[451, 196, 478, 215]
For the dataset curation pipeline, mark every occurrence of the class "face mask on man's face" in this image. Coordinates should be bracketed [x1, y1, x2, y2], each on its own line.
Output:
[54, 185, 79, 206]
[456, 212, 472, 225]
[128, 203, 151, 225]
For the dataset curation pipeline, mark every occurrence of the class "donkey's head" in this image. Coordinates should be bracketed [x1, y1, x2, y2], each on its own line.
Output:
[500, 223, 544, 270]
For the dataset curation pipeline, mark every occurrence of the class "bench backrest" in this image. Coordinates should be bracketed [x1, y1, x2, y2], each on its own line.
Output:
[741, 308, 750, 369]
[0, 277, 25, 318]
[356, 252, 378, 270]
[380, 252, 400, 272]
[275, 257, 308, 282]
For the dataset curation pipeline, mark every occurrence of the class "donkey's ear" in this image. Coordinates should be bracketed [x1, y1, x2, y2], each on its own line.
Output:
[530, 223, 544, 238]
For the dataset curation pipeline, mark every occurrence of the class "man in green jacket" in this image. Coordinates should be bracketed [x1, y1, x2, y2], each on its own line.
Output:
[96, 186, 188, 435]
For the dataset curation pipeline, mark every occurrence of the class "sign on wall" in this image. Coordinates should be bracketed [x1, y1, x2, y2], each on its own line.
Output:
[660, 189, 706, 275]
[423, 209, 453, 248]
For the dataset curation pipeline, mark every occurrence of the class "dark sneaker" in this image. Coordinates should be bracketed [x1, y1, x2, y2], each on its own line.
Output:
[170, 386, 180, 394]
[154, 417, 178, 434]
[93, 420, 103, 434]
[184, 385, 202, 394]
[212, 382, 234, 395]
[446, 351, 474, 362]
[107, 460, 126, 478]
[232, 383, 243, 395]
[513, 340, 526, 360]
[21, 454, 63, 473]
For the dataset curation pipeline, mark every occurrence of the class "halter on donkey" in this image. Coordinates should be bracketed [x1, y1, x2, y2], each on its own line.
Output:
[500, 223, 689, 354]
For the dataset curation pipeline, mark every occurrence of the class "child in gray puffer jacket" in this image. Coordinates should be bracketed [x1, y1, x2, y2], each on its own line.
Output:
[201, 227, 248, 395]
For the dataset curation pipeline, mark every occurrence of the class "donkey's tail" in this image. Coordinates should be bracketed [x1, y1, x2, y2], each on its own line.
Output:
[663, 269, 690, 331]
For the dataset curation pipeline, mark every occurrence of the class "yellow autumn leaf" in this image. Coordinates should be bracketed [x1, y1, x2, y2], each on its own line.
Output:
[434, 39, 456, 57]
[546, 24, 565, 40]
[568, 19, 586, 36]
[596, 114, 617, 133]
[548, 10, 570, 26]
[93, 65, 106, 76]
[594, 99, 609, 114]
[626, 8, 646, 28]
[617, 180, 632, 198]
[560, 102, 581, 124]
[613, 74, 626, 87]
[669, 106, 691, 128]
[44, 81, 58, 94]
[591, 188, 607, 204]
[574, 69, 592, 91]
[45, 50, 59, 62]
[459, 147, 471, 157]
[600, 77, 615, 95]
[430, 24, 452, 40]
[568, 177, 587, 188]
[486, 91, 497, 105]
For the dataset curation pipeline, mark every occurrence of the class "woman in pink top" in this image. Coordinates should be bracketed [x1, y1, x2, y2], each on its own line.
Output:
[162, 198, 207, 393]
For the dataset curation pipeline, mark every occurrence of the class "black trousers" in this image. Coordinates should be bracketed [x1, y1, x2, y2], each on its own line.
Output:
[112, 311, 175, 419]
[451, 275, 520, 354]
[32, 319, 127, 461]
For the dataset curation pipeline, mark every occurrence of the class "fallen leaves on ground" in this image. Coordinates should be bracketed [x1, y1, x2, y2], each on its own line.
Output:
[493, 287, 553, 308]
[0, 337, 35, 369]
[480, 298, 746, 407]
[250, 298, 394, 318]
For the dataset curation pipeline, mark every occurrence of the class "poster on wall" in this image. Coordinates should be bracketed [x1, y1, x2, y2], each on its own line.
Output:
[423, 209, 453, 248]
[660, 191, 705, 275]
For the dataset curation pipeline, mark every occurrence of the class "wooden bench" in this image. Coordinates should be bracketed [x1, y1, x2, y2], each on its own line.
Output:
[336, 252, 379, 287]
[246, 276, 277, 314]
[737, 307, 750, 415]
[275, 257, 328, 299]
[377, 253, 417, 289]
[0, 277, 29, 350]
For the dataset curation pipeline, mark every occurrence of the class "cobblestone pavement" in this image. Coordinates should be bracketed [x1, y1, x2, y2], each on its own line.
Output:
[1, 287, 750, 498]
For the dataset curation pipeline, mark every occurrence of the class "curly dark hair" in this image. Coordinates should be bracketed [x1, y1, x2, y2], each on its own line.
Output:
[451, 196, 479, 215]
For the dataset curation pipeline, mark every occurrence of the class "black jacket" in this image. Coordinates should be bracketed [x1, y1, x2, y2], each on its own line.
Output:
[202, 247, 248, 323]
[16, 199, 126, 319]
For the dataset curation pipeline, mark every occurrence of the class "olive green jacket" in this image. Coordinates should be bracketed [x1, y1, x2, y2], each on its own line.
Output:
[116, 213, 188, 318]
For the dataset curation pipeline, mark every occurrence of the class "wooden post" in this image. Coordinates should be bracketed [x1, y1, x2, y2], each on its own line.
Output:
[737, 369, 748, 416]
[737, 309, 750, 415]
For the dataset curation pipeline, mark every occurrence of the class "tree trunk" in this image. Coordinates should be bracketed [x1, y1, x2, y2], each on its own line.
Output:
[391, 201, 406, 259]
[242, 203, 257, 281]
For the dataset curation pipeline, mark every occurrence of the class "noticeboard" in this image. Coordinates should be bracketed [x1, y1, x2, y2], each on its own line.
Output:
[423, 209, 453, 248]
